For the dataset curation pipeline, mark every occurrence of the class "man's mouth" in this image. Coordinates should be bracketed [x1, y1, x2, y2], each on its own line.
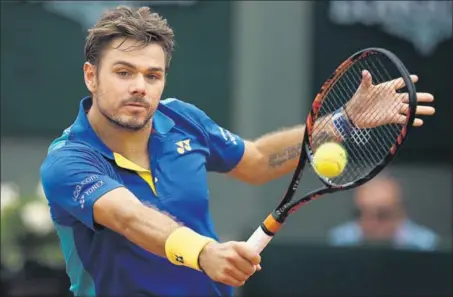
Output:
[124, 102, 148, 108]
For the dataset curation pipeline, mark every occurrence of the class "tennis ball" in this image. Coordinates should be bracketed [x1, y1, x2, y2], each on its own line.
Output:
[312, 142, 347, 178]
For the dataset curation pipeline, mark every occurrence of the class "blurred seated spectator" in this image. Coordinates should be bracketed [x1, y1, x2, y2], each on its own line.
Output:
[328, 175, 439, 251]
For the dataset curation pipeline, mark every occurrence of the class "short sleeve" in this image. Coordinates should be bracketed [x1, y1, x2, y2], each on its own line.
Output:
[163, 99, 245, 172]
[201, 113, 245, 172]
[40, 144, 123, 230]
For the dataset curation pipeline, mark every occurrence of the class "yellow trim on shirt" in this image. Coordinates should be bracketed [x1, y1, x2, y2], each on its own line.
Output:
[113, 153, 157, 196]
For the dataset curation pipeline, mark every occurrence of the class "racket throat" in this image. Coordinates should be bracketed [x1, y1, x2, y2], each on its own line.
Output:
[261, 211, 285, 236]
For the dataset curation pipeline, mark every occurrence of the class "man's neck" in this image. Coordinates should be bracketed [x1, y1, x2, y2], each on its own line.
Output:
[87, 106, 152, 165]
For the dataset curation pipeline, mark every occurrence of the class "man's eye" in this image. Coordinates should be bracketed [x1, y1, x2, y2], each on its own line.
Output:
[117, 71, 130, 76]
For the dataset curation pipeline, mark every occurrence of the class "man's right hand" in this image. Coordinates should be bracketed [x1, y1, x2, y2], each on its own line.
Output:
[198, 241, 262, 287]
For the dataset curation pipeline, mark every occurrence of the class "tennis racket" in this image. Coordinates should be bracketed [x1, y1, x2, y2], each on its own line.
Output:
[247, 47, 417, 254]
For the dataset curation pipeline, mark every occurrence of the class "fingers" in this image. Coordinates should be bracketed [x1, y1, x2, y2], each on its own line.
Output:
[395, 114, 407, 125]
[223, 264, 249, 284]
[416, 93, 434, 103]
[387, 75, 418, 90]
[362, 71, 419, 90]
[227, 242, 261, 285]
[399, 104, 436, 116]
[361, 70, 373, 88]
[397, 104, 434, 127]
[410, 75, 419, 84]
[219, 274, 246, 287]
[201, 241, 262, 287]
[415, 105, 435, 116]
[413, 118, 424, 127]
[394, 114, 424, 127]
[227, 250, 257, 276]
[400, 92, 434, 103]
[233, 242, 261, 266]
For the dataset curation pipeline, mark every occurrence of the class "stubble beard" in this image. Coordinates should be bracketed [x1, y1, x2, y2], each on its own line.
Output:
[97, 96, 154, 131]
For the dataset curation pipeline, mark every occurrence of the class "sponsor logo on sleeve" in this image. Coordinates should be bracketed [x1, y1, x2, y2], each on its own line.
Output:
[219, 127, 237, 145]
[72, 175, 104, 209]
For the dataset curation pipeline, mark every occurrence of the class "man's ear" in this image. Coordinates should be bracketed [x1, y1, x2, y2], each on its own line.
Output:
[83, 62, 97, 92]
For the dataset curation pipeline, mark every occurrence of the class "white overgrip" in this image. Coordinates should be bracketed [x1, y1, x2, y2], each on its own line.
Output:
[246, 226, 273, 254]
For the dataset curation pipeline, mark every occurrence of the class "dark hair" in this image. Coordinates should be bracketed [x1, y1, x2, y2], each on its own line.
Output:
[84, 6, 175, 71]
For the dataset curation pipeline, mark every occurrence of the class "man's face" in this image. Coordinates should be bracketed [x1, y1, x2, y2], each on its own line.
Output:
[84, 38, 166, 131]
[354, 178, 404, 242]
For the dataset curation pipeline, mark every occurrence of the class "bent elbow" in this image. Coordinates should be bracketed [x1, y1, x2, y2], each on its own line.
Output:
[114, 208, 138, 237]
[244, 171, 269, 186]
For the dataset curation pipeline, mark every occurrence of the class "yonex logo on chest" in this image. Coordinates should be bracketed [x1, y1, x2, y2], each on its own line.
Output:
[176, 139, 192, 154]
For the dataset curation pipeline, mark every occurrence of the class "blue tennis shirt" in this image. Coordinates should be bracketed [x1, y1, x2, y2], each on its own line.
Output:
[40, 96, 245, 297]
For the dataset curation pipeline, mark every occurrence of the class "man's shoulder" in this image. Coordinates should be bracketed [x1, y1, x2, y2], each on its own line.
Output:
[329, 221, 360, 235]
[328, 221, 362, 245]
[160, 97, 194, 109]
[47, 133, 93, 156]
[44, 126, 100, 165]
[159, 98, 215, 143]
[160, 98, 209, 121]
[402, 220, 439, 245]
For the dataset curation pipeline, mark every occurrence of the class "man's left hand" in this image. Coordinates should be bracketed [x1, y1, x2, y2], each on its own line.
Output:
[345, 70, 435, 129]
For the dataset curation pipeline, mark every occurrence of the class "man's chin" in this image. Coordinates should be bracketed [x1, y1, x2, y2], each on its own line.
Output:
[120, 124, 147, 131]
[118, 121, 149, 131]
[108, 116, 150, 131]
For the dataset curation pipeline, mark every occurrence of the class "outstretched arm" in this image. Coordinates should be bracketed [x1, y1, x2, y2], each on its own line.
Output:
[228, 112, 340, 185]
[229, 72, 435, 185]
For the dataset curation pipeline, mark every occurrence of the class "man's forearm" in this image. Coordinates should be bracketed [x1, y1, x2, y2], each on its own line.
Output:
[253, 125, 305, 182]
[122, 203, 216, 270]
[94, 187, 214, 270]
[121, 202, 181, 258]
[252, 114, 340, 183]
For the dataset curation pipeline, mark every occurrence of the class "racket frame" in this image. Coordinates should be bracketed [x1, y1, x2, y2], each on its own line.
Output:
[247, 47, 417, 254]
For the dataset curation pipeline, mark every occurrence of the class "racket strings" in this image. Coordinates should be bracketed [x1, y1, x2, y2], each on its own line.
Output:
[330, 64, 386, 180]
[345, 60, 401, 153]
[341, 66, 399, 181]
[310, 52, 408, 184]
[329, 62, 391, 165]
[358, 57, 404, 129]
[355, 57, 405, 145]
[344, 61, 400, 165]
[312, 63, 389, 178]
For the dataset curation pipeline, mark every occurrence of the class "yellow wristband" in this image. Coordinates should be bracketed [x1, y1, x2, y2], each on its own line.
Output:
[165, 227, 216, 271]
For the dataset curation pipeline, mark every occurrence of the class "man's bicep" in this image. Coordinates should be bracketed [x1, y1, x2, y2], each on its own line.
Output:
[40, 149, 124, 231]
[227, 140, 265, 184]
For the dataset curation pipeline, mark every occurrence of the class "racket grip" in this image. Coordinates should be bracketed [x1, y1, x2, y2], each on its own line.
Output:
[246, 226, 273, 254]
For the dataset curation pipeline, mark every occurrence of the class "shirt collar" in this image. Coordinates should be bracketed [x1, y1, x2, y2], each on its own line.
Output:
[70, 96, 175, 159]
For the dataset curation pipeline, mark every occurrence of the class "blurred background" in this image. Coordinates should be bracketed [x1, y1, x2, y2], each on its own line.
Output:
[1, 1, 451, 296]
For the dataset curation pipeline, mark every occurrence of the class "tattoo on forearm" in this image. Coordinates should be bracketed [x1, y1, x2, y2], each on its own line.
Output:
[268, 142, 303, 168]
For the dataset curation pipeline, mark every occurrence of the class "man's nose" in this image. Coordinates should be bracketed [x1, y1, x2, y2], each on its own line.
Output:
[129, 75, 146, 97]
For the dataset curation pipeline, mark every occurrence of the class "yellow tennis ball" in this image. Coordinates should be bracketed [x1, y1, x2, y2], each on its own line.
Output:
[312, 142, 347, 178]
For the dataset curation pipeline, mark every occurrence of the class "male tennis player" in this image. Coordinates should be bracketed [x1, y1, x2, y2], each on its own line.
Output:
[40, 5, 435, 297]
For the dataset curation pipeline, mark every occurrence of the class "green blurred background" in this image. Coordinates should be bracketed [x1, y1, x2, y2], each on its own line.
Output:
[1, 1, 451, 296]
